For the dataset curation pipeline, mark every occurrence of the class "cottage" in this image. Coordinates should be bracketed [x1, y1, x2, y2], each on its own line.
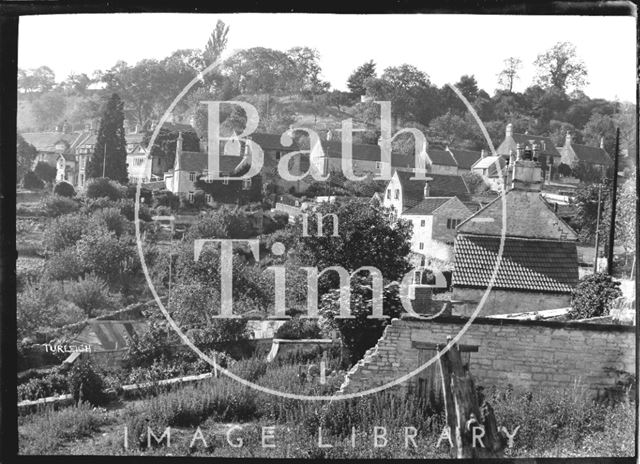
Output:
[452, 146, 579, 316]
[559, 133, 612, 175]
[496, 123, 561, 181]
[382, 171, 472, 260]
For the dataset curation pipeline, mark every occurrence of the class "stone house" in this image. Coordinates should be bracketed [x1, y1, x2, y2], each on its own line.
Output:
[496, 123, 562, 181]
[559, 133, 613, 174]
[382, 171, 472, 260]
[452, 148, 579, 316]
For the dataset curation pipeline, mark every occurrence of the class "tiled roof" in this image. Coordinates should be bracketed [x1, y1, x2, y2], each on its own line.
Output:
[396, 171, 470, 207]
[319, 140, 416, 168]
[457, 190, 578, 241]
[453, 234, 578, 293]
[249, 132, 299, 151]
[472, 155, 507, 177]
[497, 132, 560, 157]
[404, 197, 453, 215]
[449, 148, 482, 170]
[428, 149, 457, 166]
[568, 143, 612, 166]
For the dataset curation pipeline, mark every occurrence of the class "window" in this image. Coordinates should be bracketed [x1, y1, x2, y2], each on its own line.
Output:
[386, 189, 391, 199]
[242, 178, 252, 190]
[189, 172, 196, 181]
[79, 174, 84, 187]
[394, 189, 400, 199]
[222, 177, 229, 185]
[419, 242, 424, 250]
[376, 161, 382, 170]
[420, 219, 426, 227]
[275, 151, 282, 161]
[188, 191, 194, 202]
[447, 218, 461, 229]
[205, 194, 212, 204]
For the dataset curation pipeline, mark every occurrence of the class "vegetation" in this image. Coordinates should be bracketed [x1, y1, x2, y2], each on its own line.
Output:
[569, 272, 623, 319]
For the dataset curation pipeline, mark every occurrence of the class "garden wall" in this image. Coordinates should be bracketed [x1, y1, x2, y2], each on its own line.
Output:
[339, 315, 635, 397]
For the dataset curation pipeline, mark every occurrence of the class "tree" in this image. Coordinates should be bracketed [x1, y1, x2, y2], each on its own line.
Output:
[286, 47, 329, 97]
[534, 42, 588, 93]
[34, 161, 57, 183]
[86, 94, 128, 183]
[583, 112, 617, 155]
[17, 134, 38, 182]
[85, 177, 126, 201]
[347, 60, 377, 97]
[615, 171, 636, 256]
[141, 126, 200, 172]
[18, 66, 55, 94]
[53, 181, 75, 198]
[497, 57, 522, 92]
[31, 91, 67, 130]
[571, 180, 611, 243]
[222, 47, 299, 95]
[569, 272, 622, 319]
[428, 111, 470, 146]
[22, 171, 43, 190]
[204, 20, 230, 66]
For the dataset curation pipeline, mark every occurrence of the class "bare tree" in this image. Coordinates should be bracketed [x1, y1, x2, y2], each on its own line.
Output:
[497, 57, 522, 92]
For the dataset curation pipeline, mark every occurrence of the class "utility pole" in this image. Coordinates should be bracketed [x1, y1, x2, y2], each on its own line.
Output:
[102, 143, 107, 178]
[607, 128, 620, 275]
[593, 183, 602, 273]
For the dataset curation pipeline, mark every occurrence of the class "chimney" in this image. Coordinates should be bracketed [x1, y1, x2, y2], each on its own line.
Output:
[480, 149, 487, 159]
[516, 143, 523, 161]
[506, 123, 513, 137]
[423, 181, 430, 199]
[531, 142, 539, 162]
[565, 132, 572, 145]
[134, 124, 140, 134]
[326, 131, 332, 141]
[510, 149, 544, 192]
[599, 137, 605, 149]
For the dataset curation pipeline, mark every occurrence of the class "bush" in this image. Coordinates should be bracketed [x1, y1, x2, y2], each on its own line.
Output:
[34, 161, 58, 183]
[85, 177, 125, 201]
[53, 181, 75, 198]
[153, 189, 179, 209]
[23, 171, 44, 190]
[75, 228, 133, 281]
[125, 184, 153, 205]
[569, 272, 622, 319]
[43, 248, 84, 281]
[89, 207, 128, 237]
[43, 213, 87, 254]
[117, 198, 152, 222]
[122, 320, 174, 369]
[67, 358, 108, 406]
[18, 369, 69, 401]
[275, 318, 321, 339]
[63, 274, 120, 317]
[43, 195, 80, 217]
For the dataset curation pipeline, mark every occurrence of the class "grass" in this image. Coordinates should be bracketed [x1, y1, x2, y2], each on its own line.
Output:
[19, 402, 112, 455]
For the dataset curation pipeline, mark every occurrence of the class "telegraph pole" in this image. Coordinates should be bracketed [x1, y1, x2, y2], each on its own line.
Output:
[593, 183, 602, 273]
[607, 128, 620, 275]
[102, 143, 107, 178]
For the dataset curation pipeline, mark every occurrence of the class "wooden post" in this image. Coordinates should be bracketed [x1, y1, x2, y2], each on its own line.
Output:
[438, 337, 505, 458]
[607, 127, 621, 276]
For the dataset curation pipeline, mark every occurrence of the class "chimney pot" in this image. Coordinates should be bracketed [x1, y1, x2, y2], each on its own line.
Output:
[599, 136, 605, 149]
[423, 182, 430, 199]
[516, 143, 523, 160]
[565, 132, 572, 145]
[480, 149, 486, 159]
[506, 123, 513, 137]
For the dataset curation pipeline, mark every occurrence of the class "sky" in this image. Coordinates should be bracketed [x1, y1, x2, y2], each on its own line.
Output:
[18, 13, 637, 102]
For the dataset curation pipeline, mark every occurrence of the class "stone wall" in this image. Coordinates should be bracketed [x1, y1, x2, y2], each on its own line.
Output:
[339, 315, 634, 397]
[451, 287, 571, 316]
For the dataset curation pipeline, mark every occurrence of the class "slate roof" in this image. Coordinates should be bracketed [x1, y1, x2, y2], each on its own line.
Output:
[428, 149, 457, 166]
[178, 151, 247, 174]
[452, 234, 578, 293]
[568, 143, 612, 166]
[396, 171, 470, 207]
[319, 140, 417, 168]
[472, 155, 507, 177]
[21, 131, 81, 153]
[404, 197, 453, 215]
[449, 148, 482, 170]
[249, 132, 299, 151]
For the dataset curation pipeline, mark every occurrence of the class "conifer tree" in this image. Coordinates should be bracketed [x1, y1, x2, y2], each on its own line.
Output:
[87, 93, 128, 183]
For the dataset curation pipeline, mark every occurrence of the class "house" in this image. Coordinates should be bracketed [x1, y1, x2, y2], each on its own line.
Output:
[451, 146, 579, 317]
[496, 123, 561, 181]
[164, 132, 261, 205]
[559, 133, 612, 175]
[381, 171, 472, 260]
[423, 145, 483, 176]
[471, 155, 507, 192]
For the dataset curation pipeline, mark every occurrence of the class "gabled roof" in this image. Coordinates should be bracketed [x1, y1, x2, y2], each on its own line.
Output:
[403, 197, 453, 216]
[249, 132, 299, 151]
[567, 143, 612, 166]
[427, 149, 457, 167]
[21, 131, 80, 153]
[448, 148, 482, 170]
[178, 151, 248, 174]
[456, 190, 578, 241]
[319, 140, 418, 168]
[126, 133, 145, 145]
[497, 132, 560, 157]
[396, 171, 470, 208]
[471, 155, 507, 177]
[452, 235, 578, 293]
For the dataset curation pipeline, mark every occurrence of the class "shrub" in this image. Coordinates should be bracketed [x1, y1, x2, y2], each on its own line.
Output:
[53, 181, 75, 198]
[80, 196, 117, 214]
[275, 318, 321, 339]
[125, 184, 153, 205]
[34, 161, 58, 183]
[569, 272, 622, 319]
[558, 163, 573, 177]
[122, 320, 174, 369]
[193, 189, 206, 208]
[22, 171, 44, 190]
[43, 212, 87, 254]
[63, 274, 120, 317]
[18, 369, 69, 401]
[89, 207, 128, 237]
[43, 248, 84, 281]
[85, 177, 125, 201]
[67, 358, 108, 406]
[43, 195, 80, 217]
[153, 189, 179, 209]
[75, 228, 133, 281]
[117, 198, 152, 222]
